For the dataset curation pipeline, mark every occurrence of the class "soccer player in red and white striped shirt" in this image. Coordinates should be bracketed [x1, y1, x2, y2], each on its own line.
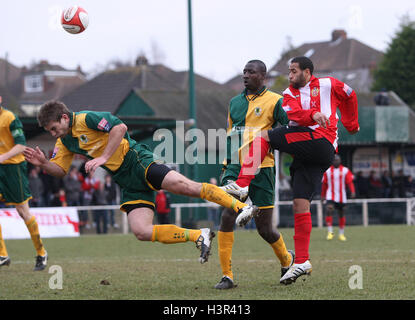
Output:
[321, 154, 356, 241]
[221, 56, 359, 285]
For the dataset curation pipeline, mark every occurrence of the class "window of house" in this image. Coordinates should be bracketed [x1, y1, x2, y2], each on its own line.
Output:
[24, 74, 43, 93]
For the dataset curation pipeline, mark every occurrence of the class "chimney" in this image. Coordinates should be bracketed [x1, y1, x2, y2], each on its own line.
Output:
[331, 29, 347, 42]
[135, 55, 148, 66]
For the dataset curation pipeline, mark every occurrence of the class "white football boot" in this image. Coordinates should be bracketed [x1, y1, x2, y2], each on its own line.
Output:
[196, 228, 215, 264]
[235, 205, 259, 227]
[280, 260, 312, 285]
[220, 181, 249, 202]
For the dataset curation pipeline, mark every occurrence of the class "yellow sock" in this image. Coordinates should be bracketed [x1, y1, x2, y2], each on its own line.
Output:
[200, 183, 246, 214]
[151, 224, 201, 244]
[25, 216, 46, 256]
[270, 234, 291, 268]
[0, 224, 8, 257]
[218, 231, 234, 280]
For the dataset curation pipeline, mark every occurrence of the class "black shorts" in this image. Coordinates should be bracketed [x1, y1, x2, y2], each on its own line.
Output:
[123, 162, 172, 214]
[326, 200, 346, 210]
[268, 126, 335, 201]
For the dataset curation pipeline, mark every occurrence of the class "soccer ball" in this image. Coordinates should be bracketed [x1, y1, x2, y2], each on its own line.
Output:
[61, 6, 89, 34]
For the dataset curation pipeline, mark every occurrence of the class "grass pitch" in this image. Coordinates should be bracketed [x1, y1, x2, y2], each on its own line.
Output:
[0, 225, 414, 300]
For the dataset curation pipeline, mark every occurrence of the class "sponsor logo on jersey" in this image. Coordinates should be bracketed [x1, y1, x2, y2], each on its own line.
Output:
[80, 134, 88, 143]
[97, 118, 111, 131]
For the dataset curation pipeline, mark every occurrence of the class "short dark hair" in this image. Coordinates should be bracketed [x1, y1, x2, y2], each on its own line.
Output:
[247, 59, 267, 74]
[38, 100, 71, 128]
[291, 56, 314, 75]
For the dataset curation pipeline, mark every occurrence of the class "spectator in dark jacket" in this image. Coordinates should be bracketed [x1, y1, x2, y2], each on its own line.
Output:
[28, 166, 44, 207]
[63, 166, 82, 206]
[355, 171, 369, 198]
[381, 170, 393, 198]
[104, 175, 118, 229]
[93, 181, 108, 234]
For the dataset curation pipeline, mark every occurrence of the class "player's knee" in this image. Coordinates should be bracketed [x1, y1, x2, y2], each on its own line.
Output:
[132, 229, 148, 241]
[326, 205, 335, 214]
[259, 130, 270, 142]
[293, 199, 310, 213]
[256, 225, 277, 243]
[219, 208, 235, 231]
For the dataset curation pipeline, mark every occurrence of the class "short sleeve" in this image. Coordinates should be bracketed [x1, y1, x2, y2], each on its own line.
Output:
[9, 117, 26, 146]
[272, 97, 289, 128]
[84, 112, 123, 133]
[50, 139, 75, 174]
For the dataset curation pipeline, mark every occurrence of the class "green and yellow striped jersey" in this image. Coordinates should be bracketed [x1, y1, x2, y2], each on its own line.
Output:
[0, 107, 26, 164]
[50, 111, 137, 174]
[225, 87, 288, 168]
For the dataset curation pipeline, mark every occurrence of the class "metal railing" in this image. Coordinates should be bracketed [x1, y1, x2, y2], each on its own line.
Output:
[69, 197, 415, 234]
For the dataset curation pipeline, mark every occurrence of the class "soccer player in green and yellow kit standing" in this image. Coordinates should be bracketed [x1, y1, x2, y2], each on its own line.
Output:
[214, 60, 294, 289]
[23, 100, 259, 265]
[0, 96, 48, 271]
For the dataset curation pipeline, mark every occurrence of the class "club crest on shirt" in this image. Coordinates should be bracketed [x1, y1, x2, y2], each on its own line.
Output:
[254, 107, 262, 116]
[311, 87, 319, 97]
[80, 134, 88, 143]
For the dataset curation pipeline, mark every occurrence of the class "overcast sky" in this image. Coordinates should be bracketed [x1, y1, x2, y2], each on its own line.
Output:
[1, 0, 414, 83]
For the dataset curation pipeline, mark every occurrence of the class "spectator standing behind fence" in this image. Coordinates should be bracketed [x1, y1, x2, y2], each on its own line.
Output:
[79, 171, 100, 231]
[155, 190, 171, 224]
[63, 166, 82, 206]
[381, 170, 393, 198]
[50, 188, 67, 207]
[354, 171, 369, 198]
[28, 166, 44, 207]
[393, 170, 406, 198]
[104, 174, 119, 229]
[93, 180, 108, 234]
[368, 171, 382, 198]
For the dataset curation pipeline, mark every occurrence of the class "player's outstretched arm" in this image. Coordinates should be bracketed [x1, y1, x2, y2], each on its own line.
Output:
[23, 146, 66, 178]
[84, 123, 127, 175]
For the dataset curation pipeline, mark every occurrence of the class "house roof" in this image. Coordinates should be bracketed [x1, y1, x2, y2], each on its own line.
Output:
[61, 63, 235, 133]
[0, 58, 22, 88]
[135, 88, 235, 132]
[270, 31, 383, 75]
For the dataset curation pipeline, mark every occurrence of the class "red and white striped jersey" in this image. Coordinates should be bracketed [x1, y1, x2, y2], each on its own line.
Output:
[282, 76, 359, 150]
[321, 165, 355, 203]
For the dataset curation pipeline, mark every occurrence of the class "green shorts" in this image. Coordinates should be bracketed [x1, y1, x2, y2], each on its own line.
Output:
[112, 144, 157, 212]
[220, 164, 275, 209]
[0, 161, 32, 205]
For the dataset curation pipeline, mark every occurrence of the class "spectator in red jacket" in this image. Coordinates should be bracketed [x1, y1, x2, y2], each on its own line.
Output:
[155, 190, 171, 224]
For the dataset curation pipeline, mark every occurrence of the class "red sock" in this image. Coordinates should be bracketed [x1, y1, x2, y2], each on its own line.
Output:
[236, 136, 270, 188]
[293, 212, 312, 264]
[325, 216, 333, 226]
[339, 216, 346, 229]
